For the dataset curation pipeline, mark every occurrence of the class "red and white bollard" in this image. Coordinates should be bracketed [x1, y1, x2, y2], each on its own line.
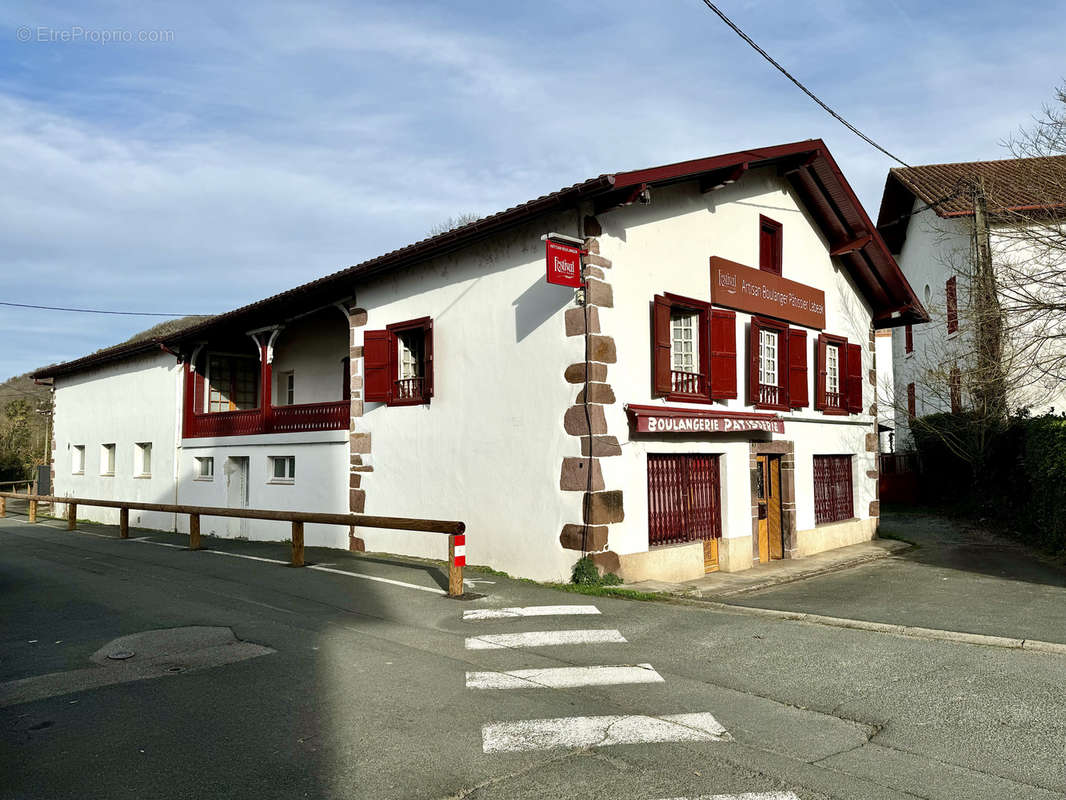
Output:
[448, 533, 465, 597]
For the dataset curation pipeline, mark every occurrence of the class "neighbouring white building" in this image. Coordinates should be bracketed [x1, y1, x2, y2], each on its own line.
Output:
[36, 139, 926, 583]
[876, 155, 1066, 449]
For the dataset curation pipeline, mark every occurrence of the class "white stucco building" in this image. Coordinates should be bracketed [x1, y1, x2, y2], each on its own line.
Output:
[37, 139, 926, 583]
[876, 155, 1066, 449]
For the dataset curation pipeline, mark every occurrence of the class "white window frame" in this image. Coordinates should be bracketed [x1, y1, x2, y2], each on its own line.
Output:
[135, 442, 152, 478]
[277, 370, 295, 406]
[397, 335, 421, 381]
[670, 310, 698, 374]
[826, 344, 840, 396]
[194, 456, 214, 481]
[758, 328, 778, 387]
[72, 445, 85, 475]
[268, 455, 295, 484]
[100, 443, 116, 476]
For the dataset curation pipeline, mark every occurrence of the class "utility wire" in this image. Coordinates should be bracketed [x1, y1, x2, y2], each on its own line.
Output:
[0, 301, 199, 317]
[698, 0, 911, 168]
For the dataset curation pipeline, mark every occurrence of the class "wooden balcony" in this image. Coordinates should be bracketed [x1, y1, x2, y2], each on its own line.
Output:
[184, 400, 350, 439]
[670, 370, 706, 396]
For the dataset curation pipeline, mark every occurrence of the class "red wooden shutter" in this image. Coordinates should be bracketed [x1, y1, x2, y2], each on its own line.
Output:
[363, 329, 391, 402]
[907, 382, 916, 417]
[845, 342, 863, 413]
[652, 295, 672, 396]
[747, 319, 761, 406]
[709, 309, 737, 399]
[946, 276, 958, 333]
[423, 319, 434, 399]
[904, 324, 913, 353]
[814, 334, 828, 410]
[787, 329, 808, 408]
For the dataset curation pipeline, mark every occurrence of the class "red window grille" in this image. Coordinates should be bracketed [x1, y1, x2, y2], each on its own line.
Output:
[946, 276, 958, 334]
[813, 455, 853, 524]
[647, 454, 722, 546]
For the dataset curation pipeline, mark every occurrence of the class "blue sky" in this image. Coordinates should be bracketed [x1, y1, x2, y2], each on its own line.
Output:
[1, 0, 1064, 380]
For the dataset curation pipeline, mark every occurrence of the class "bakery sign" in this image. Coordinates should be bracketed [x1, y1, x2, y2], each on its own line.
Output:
[710, 256, 826, 329]
[626, 404, 784, 435]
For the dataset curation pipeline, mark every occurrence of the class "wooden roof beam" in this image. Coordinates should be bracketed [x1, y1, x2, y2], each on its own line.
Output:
[699, 163, 748, 193]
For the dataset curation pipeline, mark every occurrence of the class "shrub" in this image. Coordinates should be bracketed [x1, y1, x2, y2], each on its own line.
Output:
[571, 556, 624, 587]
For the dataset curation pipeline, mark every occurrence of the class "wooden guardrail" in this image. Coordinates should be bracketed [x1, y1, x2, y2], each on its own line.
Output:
[0, 480, 34, 491]
[0, 492, 467, 597]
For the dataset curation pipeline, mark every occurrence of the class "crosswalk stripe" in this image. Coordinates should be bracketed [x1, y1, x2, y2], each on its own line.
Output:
[466, 663, 664, 690]
[654, 794, 800, 800]
[465, 629, 626, 650]
[463, 605, 601, 621]
[482, 712, 731, 753]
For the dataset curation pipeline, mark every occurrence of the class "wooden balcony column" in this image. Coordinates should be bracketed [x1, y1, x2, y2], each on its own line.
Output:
[248, 325, 283, 430]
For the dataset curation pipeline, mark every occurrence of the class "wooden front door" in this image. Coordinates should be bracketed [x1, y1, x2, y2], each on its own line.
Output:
[647, 454, 722, 573]
[755, 455, 784, 562]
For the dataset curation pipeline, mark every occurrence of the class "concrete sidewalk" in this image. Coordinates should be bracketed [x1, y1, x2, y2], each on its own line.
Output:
[627, 538, 912, 599]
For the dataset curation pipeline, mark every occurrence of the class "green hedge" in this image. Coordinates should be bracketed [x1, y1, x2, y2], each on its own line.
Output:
[911, 413, 1066, 555]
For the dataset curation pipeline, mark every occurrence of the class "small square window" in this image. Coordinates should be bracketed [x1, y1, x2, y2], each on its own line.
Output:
[195, 457, 214, 480]
[135, 442, 152, 477]
[100, 444, 116, 476]
[72, 445, 85, 474]
[269, 456, 295, 483]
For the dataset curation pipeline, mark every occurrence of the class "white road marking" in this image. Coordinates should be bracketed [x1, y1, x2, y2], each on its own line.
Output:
[463, 605, 600, 621]
[131, 537, 444, 595]
[655, 794, 800, 800]
[308, 564, 444, 595]
[466, 663, 664, 690]
[131, 537, 187, 549]
[482, 712, 731, 752]
[466, 629, 626, 650]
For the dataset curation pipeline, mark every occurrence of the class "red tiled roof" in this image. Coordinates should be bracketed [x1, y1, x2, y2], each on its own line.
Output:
[35, 139, 926, 379]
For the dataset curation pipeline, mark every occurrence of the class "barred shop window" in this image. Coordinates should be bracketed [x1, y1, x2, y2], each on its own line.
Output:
[813, 455, 853, 524]
[652, 294, 736, 402]
[363, 317, 434, 406]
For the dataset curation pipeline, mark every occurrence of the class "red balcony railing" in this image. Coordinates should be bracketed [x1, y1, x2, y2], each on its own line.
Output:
[757, 384, 781, 406]
[394, 377, 425, 402]
[184, 400, 350, 439]
[671, 370, 706, 396]
[825, 390, 844, 410]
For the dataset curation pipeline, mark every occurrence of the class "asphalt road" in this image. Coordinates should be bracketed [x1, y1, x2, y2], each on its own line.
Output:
[2, 509, 1065, 800]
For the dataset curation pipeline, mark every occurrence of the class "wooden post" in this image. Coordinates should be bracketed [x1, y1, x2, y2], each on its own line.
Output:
[120, 507, 130, 539]
[188, 513, 199, 549]
[448, 534, 464, 597]
[28, 499, 37, 523]
[0, 495, 6, 517]
[67, 503, 77, 531]
[291, 521, 305, 567]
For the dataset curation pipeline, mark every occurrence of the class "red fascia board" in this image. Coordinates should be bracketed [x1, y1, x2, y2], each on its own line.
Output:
[611, 140, 823, 188]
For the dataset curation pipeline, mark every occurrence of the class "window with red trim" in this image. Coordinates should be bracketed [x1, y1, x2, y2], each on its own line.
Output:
[363, 317, 434, 406]
[904, 324, 913, 354]
[651, 295, 737, 402]
[907, 382, 916, 417]
[946, 276, 958, 334]
[814, 334, 862, 414]
[748, 316, 789, 410]
[950, 366, 961, 413]
[759, 216, 782, 276]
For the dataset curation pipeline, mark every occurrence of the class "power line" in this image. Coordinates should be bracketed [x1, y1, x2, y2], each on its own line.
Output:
[698, 0, 911, 168]
[0, 301, 199, 317]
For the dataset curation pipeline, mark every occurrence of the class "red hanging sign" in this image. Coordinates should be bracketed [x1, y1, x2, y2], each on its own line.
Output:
[546, 240, 582, 288]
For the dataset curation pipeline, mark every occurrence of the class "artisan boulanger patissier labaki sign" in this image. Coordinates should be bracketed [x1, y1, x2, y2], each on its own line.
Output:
[626, 405, 785, 434]
[710, 256, 826, 330]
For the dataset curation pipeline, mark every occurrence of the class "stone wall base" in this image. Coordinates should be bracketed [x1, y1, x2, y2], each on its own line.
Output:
[795, 517, 877, 558]
[616, 541, 704, 584]
[718, 535, 755, 572]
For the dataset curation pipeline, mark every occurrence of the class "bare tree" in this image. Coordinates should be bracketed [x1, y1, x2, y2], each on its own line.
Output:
[427, 212, 483, 238]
